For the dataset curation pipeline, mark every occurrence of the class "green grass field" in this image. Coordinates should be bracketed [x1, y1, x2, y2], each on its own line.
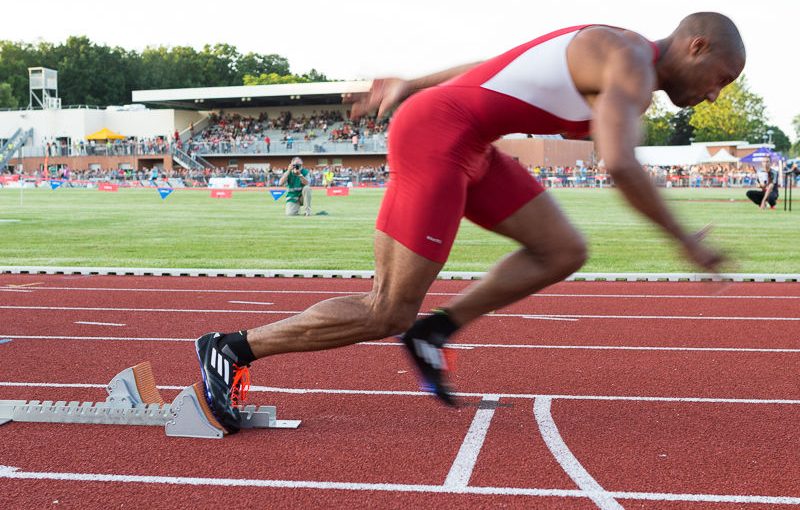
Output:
[0, 186, 796, 273]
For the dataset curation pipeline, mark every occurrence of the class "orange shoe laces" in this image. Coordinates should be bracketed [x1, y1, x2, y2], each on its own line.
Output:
[230, 364, 251, 406]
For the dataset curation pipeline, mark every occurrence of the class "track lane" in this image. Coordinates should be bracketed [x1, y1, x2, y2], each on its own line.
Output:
[1, 339, 799, 401]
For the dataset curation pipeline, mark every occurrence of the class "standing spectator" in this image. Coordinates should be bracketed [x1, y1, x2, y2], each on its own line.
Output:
[352, 133, 359, 151]
[264, 135, 271, 153]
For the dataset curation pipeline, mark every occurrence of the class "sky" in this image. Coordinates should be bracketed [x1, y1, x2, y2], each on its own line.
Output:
[4, 0, 797, 140]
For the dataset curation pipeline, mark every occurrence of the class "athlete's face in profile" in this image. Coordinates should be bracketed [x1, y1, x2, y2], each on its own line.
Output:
[664, 37, 744, 108]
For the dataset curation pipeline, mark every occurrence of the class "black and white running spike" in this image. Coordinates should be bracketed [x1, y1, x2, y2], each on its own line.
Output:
[400, 310, 459, 407]
[195, 332, 243, 433]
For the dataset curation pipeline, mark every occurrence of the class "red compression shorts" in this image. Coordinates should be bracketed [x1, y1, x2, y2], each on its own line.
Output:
[376, 87, 545, 264]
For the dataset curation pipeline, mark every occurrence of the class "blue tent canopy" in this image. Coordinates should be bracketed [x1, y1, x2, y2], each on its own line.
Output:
[740, 147, 785, 164]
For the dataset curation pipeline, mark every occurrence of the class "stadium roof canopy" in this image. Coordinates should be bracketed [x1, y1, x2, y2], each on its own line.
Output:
[635, 145, 712, 166]
[131, 81, 372, 110]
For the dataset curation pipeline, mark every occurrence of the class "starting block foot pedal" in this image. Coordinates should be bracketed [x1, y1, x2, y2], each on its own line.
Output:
[165, 383, 227, 439]
[106, 362, 165, 407]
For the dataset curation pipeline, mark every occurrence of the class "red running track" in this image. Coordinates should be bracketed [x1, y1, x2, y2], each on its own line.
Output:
[1, 274, 800, 509]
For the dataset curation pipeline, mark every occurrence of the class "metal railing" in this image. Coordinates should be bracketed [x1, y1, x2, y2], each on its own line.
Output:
[172, 147, 205, 170]
[0, 128, 33, 170]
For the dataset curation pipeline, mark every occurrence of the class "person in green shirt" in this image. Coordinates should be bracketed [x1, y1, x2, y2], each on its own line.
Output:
[279, 157, 311, 216]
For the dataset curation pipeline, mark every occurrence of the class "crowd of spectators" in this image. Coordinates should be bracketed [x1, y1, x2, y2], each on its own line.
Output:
[6, 161, 797, 190]
[2, 163, 390, 189]
[40, 137, 171, 157]
[642, 163, 785, 188]
[188, 110, 389, 154]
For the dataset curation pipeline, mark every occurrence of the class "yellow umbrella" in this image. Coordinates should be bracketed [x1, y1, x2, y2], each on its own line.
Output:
[86, 128, 126, 141]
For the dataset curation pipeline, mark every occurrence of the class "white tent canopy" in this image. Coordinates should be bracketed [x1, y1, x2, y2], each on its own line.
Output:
[702, 148, 740, 163]
[634, 145, 712, 166]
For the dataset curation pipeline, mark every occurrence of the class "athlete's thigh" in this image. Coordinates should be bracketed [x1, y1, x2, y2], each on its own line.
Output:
[464, 148, 581, 252]
[375, 163, 469, 264]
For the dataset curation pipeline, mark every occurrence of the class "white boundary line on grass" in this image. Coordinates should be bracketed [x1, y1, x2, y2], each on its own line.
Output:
[1, 266, 799, 282]
[4, 285, 800, 300]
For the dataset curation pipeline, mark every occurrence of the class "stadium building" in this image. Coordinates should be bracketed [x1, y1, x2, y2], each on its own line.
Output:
[0, 67, 595, 183]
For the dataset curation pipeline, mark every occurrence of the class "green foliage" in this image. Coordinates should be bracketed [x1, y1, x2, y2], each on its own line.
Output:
[668, 108, 695, 145]
[0, 40, 41, 105]
[237, 53, 291, 78]
[765, 125, 791, 153]
[301, 68, 329, 82]
[0, 37, 318, 107]
[243, 73, 311, 85]
[0, 82, 18, 108]
[642, 94, 673, 145]
[690, 77, 767, 142]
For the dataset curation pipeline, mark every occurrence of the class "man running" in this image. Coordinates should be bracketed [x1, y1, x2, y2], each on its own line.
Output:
[196, 12, 745, 432]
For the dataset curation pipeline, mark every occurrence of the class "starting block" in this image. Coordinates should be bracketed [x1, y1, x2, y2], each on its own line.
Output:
[0, 362, 300, 439]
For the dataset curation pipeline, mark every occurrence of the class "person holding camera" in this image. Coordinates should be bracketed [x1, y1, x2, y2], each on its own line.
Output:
[746, 162, 779, 209]
[279, 157, 312, 216]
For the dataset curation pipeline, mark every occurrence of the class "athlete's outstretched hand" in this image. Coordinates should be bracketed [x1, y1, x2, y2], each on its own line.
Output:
[345, 78, 410, 120]
[681, 225, 725, 274]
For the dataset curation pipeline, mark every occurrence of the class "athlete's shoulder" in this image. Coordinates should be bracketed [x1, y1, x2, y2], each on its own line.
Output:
[571, 25, 655, 63]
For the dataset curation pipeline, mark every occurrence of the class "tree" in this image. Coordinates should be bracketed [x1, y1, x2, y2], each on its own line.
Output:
[642, 93, 673, 145]
[0, 82, 18, 108]
[792, 114, 800, 157]
[0, 40, 42, 107]
[243, 73, 311, 86]
[301, 68, 330, 82]
[236, 53, 291, 80]
[47, 36, 134, 105]
[0, 37, 316, 107]
[764, 125, 790, 154]
[689, 76, 767, 142]
[668, 108, 695, 145]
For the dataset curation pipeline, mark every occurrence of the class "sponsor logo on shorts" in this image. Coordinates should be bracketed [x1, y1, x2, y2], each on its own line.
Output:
[426, 236, 443, 244]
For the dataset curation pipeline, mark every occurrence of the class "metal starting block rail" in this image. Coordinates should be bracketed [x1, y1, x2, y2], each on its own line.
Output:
[0, 362, 300, 439]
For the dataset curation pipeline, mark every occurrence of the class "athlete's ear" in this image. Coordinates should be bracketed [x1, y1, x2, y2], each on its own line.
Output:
[688, 36, 710, 57]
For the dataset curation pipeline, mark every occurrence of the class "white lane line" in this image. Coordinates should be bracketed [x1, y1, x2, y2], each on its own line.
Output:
[365, 342, 800, 354]
[3, 380, 800, 406]
[443, 395, 499, 488]
[0, 465, 798, 505]
[228, 301, 274, 306]
[0, 305, 290, 314]
[5, 335, 800, 354]
[534, 397, 623, 509]
[513, 313, 800, 321]
[0, 286, 359, 295]
[0, 335, 190, 342]
[6, 285, 800, 300]
[2, 305, 799, 321]
[522, 316, 579, 322]
[0, 289, 32, 293]
[74, 321, 126, 327]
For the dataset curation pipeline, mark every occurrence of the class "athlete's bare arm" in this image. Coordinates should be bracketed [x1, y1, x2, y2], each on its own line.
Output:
[348, 61, 481, 119]
[583, 31, 723, 271]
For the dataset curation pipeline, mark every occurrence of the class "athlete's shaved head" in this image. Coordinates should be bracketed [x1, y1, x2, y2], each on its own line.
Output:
[657, 12, 746, 108]
[675, 12, 746, 61]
